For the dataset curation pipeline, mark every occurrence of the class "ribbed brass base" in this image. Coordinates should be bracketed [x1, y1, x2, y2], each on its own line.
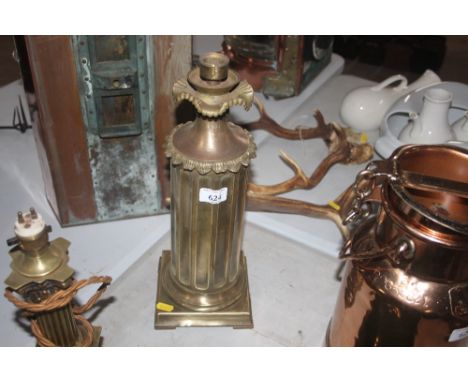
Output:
[35, 325, 102, 347]
[154, 251, 253, 329]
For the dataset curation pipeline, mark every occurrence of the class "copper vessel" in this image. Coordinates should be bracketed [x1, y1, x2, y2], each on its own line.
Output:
[328, 145, 468, 346]
[154, 53, 256, 329]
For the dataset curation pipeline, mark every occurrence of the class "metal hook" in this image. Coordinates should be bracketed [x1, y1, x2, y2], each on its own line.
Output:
[0, 95, 31, 133]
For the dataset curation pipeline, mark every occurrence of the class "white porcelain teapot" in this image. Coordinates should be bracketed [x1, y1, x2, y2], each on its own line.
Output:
[340, 70, 441, 132]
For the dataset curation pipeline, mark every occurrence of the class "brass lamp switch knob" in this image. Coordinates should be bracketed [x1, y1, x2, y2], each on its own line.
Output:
[6, 237, 19, 246]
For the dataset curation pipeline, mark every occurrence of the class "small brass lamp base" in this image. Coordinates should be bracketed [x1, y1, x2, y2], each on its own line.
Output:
[34, 326, 102, 347]
[155, 251, 253, 329]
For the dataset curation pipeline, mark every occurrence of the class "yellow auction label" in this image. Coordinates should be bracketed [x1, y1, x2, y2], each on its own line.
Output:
[327, 200, 341, 211]
[156, 302, 174, 312]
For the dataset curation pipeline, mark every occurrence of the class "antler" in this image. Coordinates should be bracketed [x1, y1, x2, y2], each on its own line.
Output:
[246, 185, 357, 239]
[245, 98, 373, 239]
[244, 96, 330, 140]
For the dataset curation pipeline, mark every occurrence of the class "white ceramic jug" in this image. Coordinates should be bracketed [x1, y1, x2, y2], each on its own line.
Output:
[399, 88, 454, 144]
[340, 70, 441, 132]
[451, 111, 468, 141]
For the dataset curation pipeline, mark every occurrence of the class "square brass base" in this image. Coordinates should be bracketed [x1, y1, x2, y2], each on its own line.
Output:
[77, 324, 102, 347]
[90, 326, 102, 347]
[154, 250, 253, 329]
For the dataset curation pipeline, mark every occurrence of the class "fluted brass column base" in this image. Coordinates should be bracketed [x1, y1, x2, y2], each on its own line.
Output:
[34, 325, 102, 347]
[154, 251, 253, 329]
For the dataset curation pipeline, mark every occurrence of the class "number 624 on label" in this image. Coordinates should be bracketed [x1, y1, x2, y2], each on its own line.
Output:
[199, 187, 228, 205]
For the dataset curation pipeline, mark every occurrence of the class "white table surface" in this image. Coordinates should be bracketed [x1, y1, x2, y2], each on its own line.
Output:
[94, 224, 340, 346]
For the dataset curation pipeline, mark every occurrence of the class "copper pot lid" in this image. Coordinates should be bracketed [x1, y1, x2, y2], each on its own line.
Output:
[386, 145, 468, 237]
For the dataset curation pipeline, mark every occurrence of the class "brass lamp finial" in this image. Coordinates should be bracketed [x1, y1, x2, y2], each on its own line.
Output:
[172, 52, 254, 118]
[199, 52, 229, 81]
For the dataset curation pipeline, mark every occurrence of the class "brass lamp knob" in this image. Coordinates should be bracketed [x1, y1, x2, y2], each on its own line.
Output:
[199, 52, 229, 81]
[173, 51, 253, 118]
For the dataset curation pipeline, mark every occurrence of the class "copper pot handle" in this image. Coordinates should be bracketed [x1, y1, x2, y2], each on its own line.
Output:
[339, 235, 415, 264]
[400, 169, 468, 199]
[343, 157, 468, 228]
[342, 161, 393, 225]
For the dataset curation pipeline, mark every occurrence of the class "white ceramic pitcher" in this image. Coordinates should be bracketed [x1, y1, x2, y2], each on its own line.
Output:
[399, 88, 454, 144]
[340, 70, 441, 132]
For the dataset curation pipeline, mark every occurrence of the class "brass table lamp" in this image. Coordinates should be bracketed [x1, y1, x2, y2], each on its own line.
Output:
[4, 208, 111, 346]
[155, 52, 256, 329]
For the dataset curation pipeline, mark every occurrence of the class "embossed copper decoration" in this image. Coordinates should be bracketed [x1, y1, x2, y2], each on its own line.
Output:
[327, 145, 468, 346]
[155, 52, 256, 328]
[4, 209, 111, 346]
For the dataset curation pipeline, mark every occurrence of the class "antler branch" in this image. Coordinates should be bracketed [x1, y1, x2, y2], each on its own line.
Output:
[247, 183, 358, 239]
[244, 96, 330, 140]
[245, 98, 373, 238]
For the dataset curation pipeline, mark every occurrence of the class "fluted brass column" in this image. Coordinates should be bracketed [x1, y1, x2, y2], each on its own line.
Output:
[155, 52, 256, 328]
